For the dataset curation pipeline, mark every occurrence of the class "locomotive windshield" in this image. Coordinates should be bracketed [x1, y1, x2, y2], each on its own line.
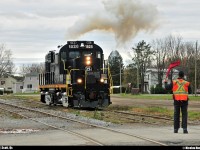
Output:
[69, 51, 81, 59]
[68, 50, 101, 59]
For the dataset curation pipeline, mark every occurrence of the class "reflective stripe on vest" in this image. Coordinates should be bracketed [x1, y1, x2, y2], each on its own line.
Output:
[172, 79, 189, 101]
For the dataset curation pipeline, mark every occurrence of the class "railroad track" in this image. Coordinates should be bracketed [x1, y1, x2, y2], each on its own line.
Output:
[112, 110, 173, 125]
[113, 110, 199, 126]
[0, 99, 167, 146]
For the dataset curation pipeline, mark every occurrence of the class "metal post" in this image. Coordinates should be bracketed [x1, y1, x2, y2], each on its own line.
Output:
[120, 61, 122, 94]
[137, 62, 139, 89]
[195, 41, 198, 96]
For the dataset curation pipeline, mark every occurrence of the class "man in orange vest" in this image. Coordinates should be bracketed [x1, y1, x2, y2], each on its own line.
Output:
[164, 71, 191, 134]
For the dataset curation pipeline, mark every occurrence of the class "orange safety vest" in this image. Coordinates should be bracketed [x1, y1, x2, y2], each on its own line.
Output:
[172, 79, 190, 101]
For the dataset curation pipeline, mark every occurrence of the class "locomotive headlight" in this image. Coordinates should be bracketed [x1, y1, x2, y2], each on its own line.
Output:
[85, 56, 91, 66]
[86, 56, 91, 61]
[100, 78, 104, 83]
[100, 78, 107, 84]
[77, 78, 82, 84]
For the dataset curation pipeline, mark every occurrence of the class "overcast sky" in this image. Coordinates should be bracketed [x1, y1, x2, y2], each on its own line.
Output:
[1, 0, 200, 68]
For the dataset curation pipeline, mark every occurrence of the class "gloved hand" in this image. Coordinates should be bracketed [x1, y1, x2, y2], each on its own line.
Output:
[164, 78, 168, 83]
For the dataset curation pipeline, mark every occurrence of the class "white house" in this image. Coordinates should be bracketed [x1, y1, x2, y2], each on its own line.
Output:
[0, 72, 39, 94]
[13, 82, 24, 93]
[144, 68, 179, 93]
[22, 72, 39, 93]
[0, 75, 18, 92]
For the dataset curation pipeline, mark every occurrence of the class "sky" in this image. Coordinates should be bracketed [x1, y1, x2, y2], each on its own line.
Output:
[0, 0, 200, 71]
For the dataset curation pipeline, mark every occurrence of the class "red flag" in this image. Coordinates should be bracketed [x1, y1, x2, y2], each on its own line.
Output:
[166, 60, 181, 78]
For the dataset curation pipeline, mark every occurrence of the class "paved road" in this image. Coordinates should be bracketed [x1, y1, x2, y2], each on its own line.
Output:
[0, 124, 199, 146]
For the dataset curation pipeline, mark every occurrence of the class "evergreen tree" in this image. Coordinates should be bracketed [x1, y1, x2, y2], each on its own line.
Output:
[108, 50, 123, 87]
[132, 40, 155, 93]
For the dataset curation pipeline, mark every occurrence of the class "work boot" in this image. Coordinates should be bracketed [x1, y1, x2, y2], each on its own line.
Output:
[174, 129, 178, 133]
[183, 129, 188, 134]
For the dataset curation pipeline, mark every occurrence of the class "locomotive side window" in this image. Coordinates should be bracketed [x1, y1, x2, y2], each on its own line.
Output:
[61, 52, 67, 61]
[96, 51, 101, 59]
[69, 51, 80, 59]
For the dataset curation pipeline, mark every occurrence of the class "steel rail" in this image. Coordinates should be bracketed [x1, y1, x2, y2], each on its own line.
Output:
[0, 102, 104, 146]
[0, 100, 167, 146]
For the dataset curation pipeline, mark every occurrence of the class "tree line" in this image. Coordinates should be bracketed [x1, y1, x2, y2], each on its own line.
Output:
[0, 43, 44, 78]
[1, 34, 199, 94]
[108, 35, 200, 94]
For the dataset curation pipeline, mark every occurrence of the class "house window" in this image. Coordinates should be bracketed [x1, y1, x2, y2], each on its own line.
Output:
[27, 84, 32, 88]
[1, 81, 5, 85]
[20, 86, 23, 89]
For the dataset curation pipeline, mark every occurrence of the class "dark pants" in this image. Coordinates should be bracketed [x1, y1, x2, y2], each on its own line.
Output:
[174, 100, 188, 130]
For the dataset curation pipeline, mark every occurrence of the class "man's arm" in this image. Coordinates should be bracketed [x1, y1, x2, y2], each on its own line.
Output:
[164, 82, 173, 90]
[164, 78, 173, 90]
[188, 84, 192, 94]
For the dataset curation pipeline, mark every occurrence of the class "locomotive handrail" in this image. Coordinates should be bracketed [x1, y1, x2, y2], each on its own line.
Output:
[62, 59, 80, 74]
[108, 67, 113, 94]
[101, 68, 113, 94]
[62, 59, 82, 96]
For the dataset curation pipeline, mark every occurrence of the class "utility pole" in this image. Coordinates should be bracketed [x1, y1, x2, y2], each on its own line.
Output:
[195, 41, 198, 96]
[137, 62, 139, 89]
[120, 60, 122, 94]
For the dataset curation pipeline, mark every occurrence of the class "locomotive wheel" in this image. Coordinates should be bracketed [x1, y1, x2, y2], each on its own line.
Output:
[62, 96, 68, 107]
[45, 95, 52, 105]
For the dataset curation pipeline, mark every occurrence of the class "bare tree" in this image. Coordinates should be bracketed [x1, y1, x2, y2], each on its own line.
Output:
[164, 35, 183, 63]
[182, 42, 200, 92]
[152, 35, 200, 93]
[0, 44, 15, 77]
[151, 35, 184, 86]
[19, 63, 45, 76]
[151, 38, 169, 87]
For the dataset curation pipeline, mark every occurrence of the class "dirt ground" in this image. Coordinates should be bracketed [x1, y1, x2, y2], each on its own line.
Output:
[111, 95, 200, 111]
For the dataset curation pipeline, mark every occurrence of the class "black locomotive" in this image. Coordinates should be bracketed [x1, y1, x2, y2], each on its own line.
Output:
[39, 41, 112, 108]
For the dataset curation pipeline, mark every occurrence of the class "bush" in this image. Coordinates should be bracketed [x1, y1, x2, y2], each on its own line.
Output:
[131, 88, 140, 95]
[155, 86, 166, 94]
[150, 85, 171, 94]
[113, 87, 126, 94]
[0, 90, 3, 95]
[4, 90, 13, 94]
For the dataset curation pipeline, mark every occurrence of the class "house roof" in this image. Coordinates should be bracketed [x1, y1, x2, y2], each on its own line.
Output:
[0, 75, 17, 80]
[25, 72, 39, 77]
[146, 68, 179, 73]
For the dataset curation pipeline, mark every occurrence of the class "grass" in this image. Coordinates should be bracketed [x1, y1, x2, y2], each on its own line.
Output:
[0, 94, 40, 101]
[105, 105, 132, 111]
[188, 112, 200, 121]
[113, 93, 200, 101]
